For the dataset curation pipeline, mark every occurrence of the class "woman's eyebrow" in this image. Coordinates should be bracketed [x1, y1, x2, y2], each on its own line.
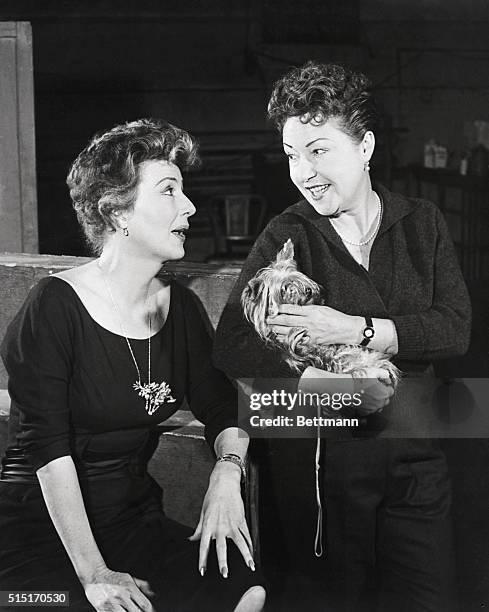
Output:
[283, 137, 333, 150]
[154, 176, 179, 187]
[305, 138, 333, 147]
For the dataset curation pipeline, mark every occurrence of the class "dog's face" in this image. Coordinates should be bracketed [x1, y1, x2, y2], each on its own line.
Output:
[241, 239, 323, 342]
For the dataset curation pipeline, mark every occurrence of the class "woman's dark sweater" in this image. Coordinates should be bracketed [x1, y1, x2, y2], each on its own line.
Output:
[213, 184, 471, 380]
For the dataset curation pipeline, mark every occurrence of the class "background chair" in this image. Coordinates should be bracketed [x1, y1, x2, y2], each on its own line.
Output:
[206, 193, 267, 262]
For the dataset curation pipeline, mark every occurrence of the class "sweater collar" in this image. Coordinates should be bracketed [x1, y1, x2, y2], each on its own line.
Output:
[283, 183, 421, 246]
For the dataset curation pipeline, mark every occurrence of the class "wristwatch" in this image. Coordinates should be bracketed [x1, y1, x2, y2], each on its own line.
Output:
[360, 316, 375, 347]
[216, 453, 247, 481]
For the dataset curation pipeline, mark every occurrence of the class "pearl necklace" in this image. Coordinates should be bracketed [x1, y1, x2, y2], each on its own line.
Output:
[99, 266, 175, 416]
[331, 192, 383, 247]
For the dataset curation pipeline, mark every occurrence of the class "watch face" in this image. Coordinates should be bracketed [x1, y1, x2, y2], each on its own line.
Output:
[364, 328, 374, 338]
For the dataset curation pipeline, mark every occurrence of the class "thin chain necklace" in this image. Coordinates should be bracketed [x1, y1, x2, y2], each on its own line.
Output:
[98, 264, 175, 416]
[331, 192, 383, 247]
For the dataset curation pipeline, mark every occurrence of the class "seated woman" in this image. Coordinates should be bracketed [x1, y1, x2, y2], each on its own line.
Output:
[214, 62, 471, 611]
[0, 119, 265, 612]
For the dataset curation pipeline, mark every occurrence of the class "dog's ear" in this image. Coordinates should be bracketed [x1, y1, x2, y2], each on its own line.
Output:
[276, 239, 295, 264]
[242, 276, 261, 302]
[241, 277, 271, 341]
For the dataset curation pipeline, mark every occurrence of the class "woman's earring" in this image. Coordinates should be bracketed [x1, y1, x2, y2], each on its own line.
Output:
[122, 227, 129, 237]
[364, 161, 370, 172]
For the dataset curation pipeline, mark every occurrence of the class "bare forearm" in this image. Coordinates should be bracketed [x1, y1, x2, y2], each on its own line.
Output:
[36, 456, 106, 586]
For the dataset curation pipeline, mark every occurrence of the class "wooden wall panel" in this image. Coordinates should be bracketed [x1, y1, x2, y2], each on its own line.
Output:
[0, 26, 21, 249]
[0, 22, 38, 253]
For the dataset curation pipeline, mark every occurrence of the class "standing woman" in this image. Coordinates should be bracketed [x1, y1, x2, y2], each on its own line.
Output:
[0, 119, 265, 612]
[214, 62, 471, 611]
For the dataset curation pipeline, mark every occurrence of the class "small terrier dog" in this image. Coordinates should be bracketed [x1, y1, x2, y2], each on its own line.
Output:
[241, 239, 400, 384]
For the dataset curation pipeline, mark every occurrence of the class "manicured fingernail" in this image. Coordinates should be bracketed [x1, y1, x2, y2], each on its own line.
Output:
[221, 567, 228, 578]
[199, 567, 205, 576]
[248, 559, 256, 571]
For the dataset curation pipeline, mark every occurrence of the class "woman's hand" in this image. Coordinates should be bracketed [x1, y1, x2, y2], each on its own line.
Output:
[189, 461, 254, 578]
[83, 567, 155, 611]
[267, 304, 361, 346]
[352, 367, 395, 415]
[300, 366, 394, 416]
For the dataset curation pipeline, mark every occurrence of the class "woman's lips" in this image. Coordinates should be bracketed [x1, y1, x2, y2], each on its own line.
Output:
[306, 184, 331, 200]
[171, 227, 188, 241]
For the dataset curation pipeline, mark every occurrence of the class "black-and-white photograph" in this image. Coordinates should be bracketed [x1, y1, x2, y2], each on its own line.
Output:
[0, 1, 488, 610]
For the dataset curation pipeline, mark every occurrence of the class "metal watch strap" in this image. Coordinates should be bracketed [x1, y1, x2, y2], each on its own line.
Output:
[360, 316, 375, 347]
[216, 453, 247, 481]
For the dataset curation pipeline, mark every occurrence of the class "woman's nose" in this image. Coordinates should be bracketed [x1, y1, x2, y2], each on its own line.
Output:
[181, 193, 196, 217]
[295, 156, 317, 182]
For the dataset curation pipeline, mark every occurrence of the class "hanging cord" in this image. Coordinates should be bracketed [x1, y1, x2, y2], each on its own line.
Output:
[314, 399, 324, 557]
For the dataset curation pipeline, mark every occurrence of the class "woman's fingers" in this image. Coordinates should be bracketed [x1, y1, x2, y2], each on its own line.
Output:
[370, 382, 393, 403]
[233, 528, 255, 571]
[91, 589, 144, 612]
[365, 367, 391, 382]
[85, 570, 155, 612]
[266, 314, 304, 327]
[269, 324, 309, 343]
[239, 522, 254, 556]
[196, 511, 256, 578]
[274, 304, 304, 315]
[354, 373, 395, 414]
[129, 591, 154, 612]
[188, 513, 203, 541]
[214, 530, 255, 578]
[268, 327, 289, 342]
[215, 535, 229, 578]
[132, 578, 156, 607]
[121, 597, 143, 612]
[198, 530, 212, 576]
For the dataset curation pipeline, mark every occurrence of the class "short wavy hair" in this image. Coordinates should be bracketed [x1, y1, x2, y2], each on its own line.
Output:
[267, 61, 378, 142]
[67, 118, 200, 254]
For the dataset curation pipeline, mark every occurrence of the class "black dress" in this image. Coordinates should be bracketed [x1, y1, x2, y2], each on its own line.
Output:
[0, 277, 259, 611]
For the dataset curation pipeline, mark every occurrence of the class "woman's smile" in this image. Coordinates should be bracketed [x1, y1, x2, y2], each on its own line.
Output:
[305, 183, 331, 200]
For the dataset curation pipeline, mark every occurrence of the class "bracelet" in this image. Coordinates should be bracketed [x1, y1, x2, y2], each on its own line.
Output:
[216, 453, 247, 481]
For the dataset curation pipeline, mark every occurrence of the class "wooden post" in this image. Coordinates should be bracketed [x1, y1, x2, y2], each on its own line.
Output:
[0, 22, 38, 253]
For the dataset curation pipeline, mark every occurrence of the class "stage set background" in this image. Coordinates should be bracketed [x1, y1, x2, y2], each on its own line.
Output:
[0, 0, 488, 609]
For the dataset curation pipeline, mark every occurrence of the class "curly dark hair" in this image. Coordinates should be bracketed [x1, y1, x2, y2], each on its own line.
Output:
[267, 61, 378, 142]
[67, 118, 200, 254]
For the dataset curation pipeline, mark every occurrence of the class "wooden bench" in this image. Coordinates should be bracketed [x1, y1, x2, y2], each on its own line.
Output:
[0, 254, 249, 531]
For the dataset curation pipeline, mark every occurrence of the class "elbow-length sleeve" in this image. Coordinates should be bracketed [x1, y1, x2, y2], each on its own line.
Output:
[390, 206, 472, 362]
[180, 285, 238, 450]
[0, 279, 74, 471]
[213, 218, 302, 384]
